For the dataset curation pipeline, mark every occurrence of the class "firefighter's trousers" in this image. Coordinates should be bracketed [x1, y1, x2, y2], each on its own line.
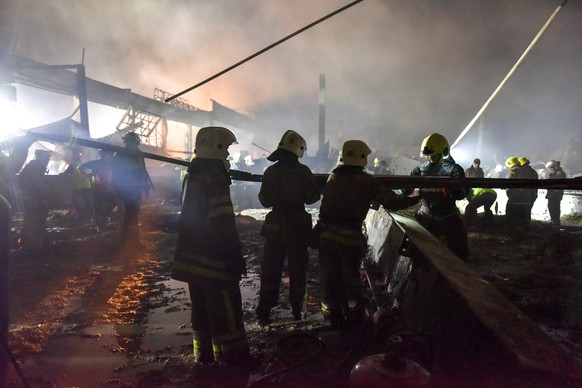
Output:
[188, 276, 249, 364]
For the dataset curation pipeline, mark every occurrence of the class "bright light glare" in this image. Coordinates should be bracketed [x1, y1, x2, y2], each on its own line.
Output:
[0, 100, 21, 140]
[450, 145, 470, 167]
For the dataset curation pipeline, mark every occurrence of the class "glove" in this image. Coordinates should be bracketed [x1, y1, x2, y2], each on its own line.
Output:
[439, 187, 450, 198]
[419, 187, 449, 198]
[403, 195, 420, 208]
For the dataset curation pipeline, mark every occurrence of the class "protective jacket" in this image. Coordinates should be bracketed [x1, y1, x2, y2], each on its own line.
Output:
[404, 156, 469, 260]
[111, 153, 150, 199]
[256, 151, 320, 319]
[259, 153, 320, 243]
[506, 165, 530, 204]
[546, 167, 567, 227]
[465, 166, 484, 178]
[520, 164, 539, 205]
[407, 157, 466, 219]
[173, 158, 245, 282]
[546, 167, 566, 200]
[317, 165, 416, 327]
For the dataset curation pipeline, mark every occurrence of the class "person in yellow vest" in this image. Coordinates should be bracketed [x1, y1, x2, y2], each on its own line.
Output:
[465, 187, 497, 230]
[65, 154, 94, 224]
[315, 140, 417, 329]
[172, 126, 250, 367]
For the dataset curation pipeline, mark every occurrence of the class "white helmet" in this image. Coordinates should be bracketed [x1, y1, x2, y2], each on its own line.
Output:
[546, 160, 560, 169]
[340, 140, 371, 167]
[195, 126, 237, 160]
[278, 130, 307, 158]
[267, 129, 307, 161]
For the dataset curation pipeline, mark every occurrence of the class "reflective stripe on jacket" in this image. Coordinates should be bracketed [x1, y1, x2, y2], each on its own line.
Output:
[172, 158, 243, 282]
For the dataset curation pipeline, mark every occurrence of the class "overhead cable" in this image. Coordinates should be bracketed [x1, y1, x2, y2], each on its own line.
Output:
[165, 0, 364, 102]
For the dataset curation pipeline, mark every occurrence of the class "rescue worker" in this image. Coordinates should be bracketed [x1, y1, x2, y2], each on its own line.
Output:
[504, 156, 530, 230]
[81, 149, 116, 230]
[255, 130, 320, 324]
[18, 149, 52, 247]
[545, 160, 566, 229]
[464, 187, 497, 230]
[403, 133, 469, 261]
[372, 158, 391, 175]
[111, 132, 151, 247]
[172, 126, 249, 366]
[465, 158, 484, 178]
[315, 140, 417, 329]
[518, 156, 539, 225]
[64, 154, 94, 224]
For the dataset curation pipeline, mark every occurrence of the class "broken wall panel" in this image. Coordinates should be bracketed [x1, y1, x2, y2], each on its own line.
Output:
[364, 208, 582, 385]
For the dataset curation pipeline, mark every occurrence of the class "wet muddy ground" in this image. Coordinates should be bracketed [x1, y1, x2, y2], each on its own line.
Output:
[4, 202, 582, 387]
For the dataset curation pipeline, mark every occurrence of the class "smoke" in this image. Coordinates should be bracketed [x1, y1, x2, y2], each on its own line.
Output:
[2, 0, 581, 170]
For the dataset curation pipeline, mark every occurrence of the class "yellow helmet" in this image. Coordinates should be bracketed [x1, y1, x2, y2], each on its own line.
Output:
[195, 126, 237, 160]
[505, 157, 520, 168]
[374, 157, 381, 165]
[420, 133, 449, 157]
[518, 156, 530, 166]
[277, 129, 307, 158]
[340, 140, 371, 167]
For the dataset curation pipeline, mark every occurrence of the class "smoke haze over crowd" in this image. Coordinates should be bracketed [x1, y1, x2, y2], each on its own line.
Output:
[2, 0, 581, 170]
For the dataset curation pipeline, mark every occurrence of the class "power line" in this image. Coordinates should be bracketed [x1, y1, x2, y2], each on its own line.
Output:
[165, 0, 364, 102]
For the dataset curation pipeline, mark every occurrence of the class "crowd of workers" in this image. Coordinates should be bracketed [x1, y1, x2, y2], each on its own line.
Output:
[0, 126, 570, 368]
[169, 127, 570, 367]
[3, 132, 151, 249]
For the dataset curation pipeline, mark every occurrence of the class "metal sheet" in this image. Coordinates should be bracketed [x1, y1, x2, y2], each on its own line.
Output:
[390, 212, 582, 380]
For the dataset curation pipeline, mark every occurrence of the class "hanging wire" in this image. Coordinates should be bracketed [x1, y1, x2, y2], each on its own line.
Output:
[165, 0, 365, 102]
[450, 0, 568, 150]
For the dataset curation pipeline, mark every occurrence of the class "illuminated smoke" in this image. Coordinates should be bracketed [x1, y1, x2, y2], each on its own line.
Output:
[1, 0, 581, 171]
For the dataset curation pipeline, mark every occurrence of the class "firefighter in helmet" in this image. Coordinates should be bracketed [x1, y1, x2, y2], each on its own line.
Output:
[404, 133, 469, 260]
[172, 126, 250, 366]
[545, 160, 566, 229]
[504, 156, 530, 230]
[18, 148, 52, 247]
[110, 132, 151, 247]
[255, 130, 320, 324]
[315, 140, 417, 329]
[518, 156, 538, 226]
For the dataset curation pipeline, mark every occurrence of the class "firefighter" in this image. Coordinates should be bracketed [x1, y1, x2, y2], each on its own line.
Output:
[81, 149, 116, 230]
[403, 133, 469, 261]
[111, 132, 151, 247]
[315, 140, 417, 329]
[64, 153, 95, 224]
[504, 156, 530, 230]
[465, 187, 497, 230]
[518, 156, 539, 225]
[255, 130, 320, 324]
[18, 149, 52, 248]
[172, 126, 250, 366]
[545, 160, 566, 229]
